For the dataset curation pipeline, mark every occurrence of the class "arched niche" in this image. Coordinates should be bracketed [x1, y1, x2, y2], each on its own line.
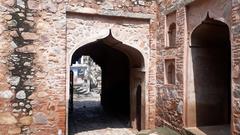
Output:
[168, 23, 177, 47]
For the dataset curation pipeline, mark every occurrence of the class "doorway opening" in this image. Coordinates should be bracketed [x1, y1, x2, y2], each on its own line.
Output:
[186, 17, 231, 135]
[68, 34, 145, 134]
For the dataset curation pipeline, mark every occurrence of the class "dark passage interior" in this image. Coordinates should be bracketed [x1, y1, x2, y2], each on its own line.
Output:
[191, 17, 231, 127]
[71, 40, 130, 116]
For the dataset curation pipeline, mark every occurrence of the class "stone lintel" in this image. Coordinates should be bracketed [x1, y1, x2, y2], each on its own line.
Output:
[66, 6, 155, 20]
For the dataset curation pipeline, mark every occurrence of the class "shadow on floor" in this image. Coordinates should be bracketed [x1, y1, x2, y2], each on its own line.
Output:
[68, 100, 131, 135]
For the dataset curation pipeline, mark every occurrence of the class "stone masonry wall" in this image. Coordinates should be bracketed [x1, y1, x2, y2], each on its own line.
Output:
[1, 0, 239, 134]
[67, 0, 158, 129]
[232, 1, 240, 134]
[0, 0, 66, 134]
[156, 0, 240, 135]
[1, 0, 158, 134]
[29, 0, 66, 134]
[155, 6, 186, 131]
[67, 13, 153, 129]
[0, 0, 37, 134]
[68, 0, 156, 14]
[158, 0, 194, 14]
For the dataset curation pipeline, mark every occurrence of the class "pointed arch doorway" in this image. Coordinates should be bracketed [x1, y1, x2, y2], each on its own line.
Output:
[67, 32, 146, 134]
[186, 17, 231, 135]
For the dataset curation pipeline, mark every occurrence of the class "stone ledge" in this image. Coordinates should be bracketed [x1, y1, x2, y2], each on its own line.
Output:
[66, 6, 155, 20]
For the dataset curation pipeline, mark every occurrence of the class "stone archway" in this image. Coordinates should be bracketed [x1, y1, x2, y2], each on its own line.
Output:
[66, 31, 146, 133]
[186, 16, 231, 134]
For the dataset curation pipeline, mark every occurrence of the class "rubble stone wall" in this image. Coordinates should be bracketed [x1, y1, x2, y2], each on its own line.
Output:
[68, 0, 156, 14]
[0, 0, 239, 134]
[156, 5, 186, 131]
[0, 0, 158, 134]
[232, 1, 240, 134]
[156, 0, 240, 135]
[0, 0, 66, 134]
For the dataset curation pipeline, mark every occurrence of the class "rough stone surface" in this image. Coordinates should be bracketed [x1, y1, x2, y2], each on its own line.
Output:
[3, 0, 15, 7]
[0, 90, 14, 99]
[27, 0, 40, 10]
[0, 113, 17, 124]
[0, 0, 239, 135]
[33, 112, 48, 124]
[36, 91, 48, 98]
[21, 32, 39, 40]
[8, 127, 21, 135]
[8, 76, 20, 86]
[19, 116, 33, 126]
[16, 90, 26, 99]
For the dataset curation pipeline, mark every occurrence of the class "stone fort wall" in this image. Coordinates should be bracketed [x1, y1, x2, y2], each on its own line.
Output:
[0, 0, 239, 134]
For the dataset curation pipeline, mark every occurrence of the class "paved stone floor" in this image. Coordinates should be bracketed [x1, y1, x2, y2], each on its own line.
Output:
[68, 94, 137, 135]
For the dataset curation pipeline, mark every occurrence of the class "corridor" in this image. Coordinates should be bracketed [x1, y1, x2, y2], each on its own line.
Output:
[68, 93, 136, 135]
